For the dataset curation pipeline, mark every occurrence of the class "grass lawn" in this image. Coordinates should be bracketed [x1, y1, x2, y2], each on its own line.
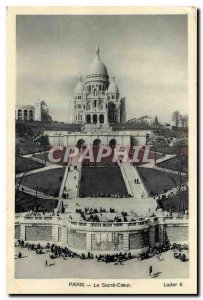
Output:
[16, 156, 44, 174]
[157, 155, 188, 173]
[15, 191, 58, 212]
[16, 168, 65, 197]
[79, 166, 128, 197]
[158, 191, 188, 212]
[137, 167, 187, 195]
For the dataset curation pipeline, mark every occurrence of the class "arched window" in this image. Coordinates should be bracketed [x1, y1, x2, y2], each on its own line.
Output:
[93, 114, 97, 124]
[76, 115, 77, 120]
[99, 85, 101, 91]
[94, 89, 97, 96]
[99, 114, 104, 124]
[94, 100, 97, 108]
[18, 109, 22, 121]
[86, 114, 91, 124]
[24, 110, 28, 121]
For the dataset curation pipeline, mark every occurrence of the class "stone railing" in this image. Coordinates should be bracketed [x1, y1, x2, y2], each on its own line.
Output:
[15, 215, 63, 224]
[15, 214, 189, 229]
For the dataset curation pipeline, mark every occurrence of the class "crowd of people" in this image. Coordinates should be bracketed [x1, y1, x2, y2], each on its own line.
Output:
[24, 211, 59, 218]
[79, 192, 132, 198]
[15, 239, 188, 268]
[75, 208, 138, 223]
[96, 252, 132, 264]
[150, 183, 188, 202]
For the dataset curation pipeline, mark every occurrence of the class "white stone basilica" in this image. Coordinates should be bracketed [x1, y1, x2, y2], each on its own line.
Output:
[73, 47, 126, 126]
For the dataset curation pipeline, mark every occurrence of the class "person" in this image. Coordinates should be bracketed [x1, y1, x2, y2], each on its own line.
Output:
[18, 252, 22, 259]
[149, 266, 154, 278]
[45, 259, 48, 267]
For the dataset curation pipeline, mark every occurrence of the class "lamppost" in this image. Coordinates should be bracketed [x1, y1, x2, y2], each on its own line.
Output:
[154, 146, 157, 166]
[34, 185, 38, 212]
[44, 145, 47, 166]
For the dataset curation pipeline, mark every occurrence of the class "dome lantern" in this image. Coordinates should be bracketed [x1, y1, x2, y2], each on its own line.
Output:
[86, 46, 109, 79]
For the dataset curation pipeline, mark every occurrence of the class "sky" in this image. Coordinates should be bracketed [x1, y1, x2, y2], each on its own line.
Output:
[16, 14, 188, 123]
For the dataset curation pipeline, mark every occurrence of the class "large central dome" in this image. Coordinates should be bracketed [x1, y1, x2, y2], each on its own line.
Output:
[88, 46, 108, 77]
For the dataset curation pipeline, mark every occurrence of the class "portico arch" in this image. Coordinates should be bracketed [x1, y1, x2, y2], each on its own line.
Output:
[29, 110, 33, 121]
[24, 110, 28, 121]
[77, 139, 86, 148]
[18, 109, 22, 120]
[109, 139, 117, 147]
[93, 139, 101, 147]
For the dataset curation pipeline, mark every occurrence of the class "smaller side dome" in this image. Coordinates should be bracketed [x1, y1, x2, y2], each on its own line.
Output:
[108, 76, 119, 94]
[75, 76, 84, 94]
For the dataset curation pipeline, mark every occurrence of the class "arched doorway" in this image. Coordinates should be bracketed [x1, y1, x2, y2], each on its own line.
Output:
[86, 114, 91, 124]
[99, 114, 104, 124]
[77, 139, 86, 148]
[93, 139, 101, 147]
[109, 139, 117, 147]
[93, 114, 97, 124]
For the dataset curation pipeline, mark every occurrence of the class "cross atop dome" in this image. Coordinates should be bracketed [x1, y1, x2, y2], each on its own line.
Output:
[96, 45, 100, 59]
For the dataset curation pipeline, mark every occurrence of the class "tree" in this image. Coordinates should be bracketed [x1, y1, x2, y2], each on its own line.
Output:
[154, 116, 159, 125]
[172, 111, 180, 127]
[182, 115, 188, 128]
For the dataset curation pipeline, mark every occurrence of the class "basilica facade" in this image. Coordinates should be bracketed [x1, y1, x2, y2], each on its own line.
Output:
[73, 47, 126, 125]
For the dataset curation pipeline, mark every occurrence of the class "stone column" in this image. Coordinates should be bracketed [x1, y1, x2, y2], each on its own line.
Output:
[123, 232, 129, 251]
[86, 232, 92, 251]
[148, 225, 155, 249]
[52, 225, 58, 243]
[62, 226, 68, 245]
[20, 224, 26, 240]
[158, 225, 165, 246]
